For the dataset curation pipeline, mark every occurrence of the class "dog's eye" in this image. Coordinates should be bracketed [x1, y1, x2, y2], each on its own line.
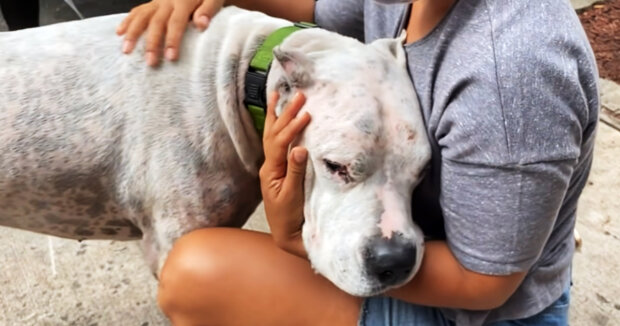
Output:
[323, 159, 352, 183]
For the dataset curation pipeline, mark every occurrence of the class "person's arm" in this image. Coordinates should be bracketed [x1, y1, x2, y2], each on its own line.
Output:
[226, 0, 315, 22]
[116, 0, 315, 65]
[257, 92, 528, 311]
[387, 241, 525, 310]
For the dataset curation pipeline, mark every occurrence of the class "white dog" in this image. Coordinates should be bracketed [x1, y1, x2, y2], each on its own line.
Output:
[0, 6, 430, 296]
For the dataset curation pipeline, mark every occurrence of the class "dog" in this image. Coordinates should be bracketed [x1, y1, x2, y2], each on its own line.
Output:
[0, 6, 430, 296]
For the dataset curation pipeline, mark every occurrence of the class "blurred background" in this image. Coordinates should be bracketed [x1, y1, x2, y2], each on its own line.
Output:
[0, 0, 147, 30]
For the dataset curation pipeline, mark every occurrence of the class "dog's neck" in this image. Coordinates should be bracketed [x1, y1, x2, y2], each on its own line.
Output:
[193, 8, 290, 175]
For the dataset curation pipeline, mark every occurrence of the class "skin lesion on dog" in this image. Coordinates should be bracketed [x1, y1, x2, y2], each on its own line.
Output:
[49, 166, 117, 212]
[355, 116, 377, 136]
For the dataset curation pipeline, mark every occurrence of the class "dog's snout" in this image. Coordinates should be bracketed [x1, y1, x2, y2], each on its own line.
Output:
[364, 234, 416, 286]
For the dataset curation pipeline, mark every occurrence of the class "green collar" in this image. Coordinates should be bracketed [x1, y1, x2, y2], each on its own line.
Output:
[244, 22, 316, 134]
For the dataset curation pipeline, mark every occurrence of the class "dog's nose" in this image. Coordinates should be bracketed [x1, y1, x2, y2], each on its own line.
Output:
[364, 234, 417, 286]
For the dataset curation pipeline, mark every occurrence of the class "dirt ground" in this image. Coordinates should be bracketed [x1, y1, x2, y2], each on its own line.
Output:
[578, 0, 620, 84]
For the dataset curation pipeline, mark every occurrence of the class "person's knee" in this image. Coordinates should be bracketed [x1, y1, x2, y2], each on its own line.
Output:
[157, 228, 229, 323]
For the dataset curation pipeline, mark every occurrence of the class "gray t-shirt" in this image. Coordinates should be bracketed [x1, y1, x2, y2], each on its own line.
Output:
[314, 0, 599, 324]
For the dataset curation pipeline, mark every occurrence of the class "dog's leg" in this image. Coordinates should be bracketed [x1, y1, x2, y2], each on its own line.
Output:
[136, 141, 262, 276]
[146, 196, 260, 277]
[143, 195, 213, 277]
[140, 230, 161, 277]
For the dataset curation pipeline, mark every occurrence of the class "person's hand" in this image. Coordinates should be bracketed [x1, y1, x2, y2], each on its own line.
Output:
[116, 0, 225, 66]
[259, 91, 311, 258]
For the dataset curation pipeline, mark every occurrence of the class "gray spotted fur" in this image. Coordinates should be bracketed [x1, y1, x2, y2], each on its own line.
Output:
[0, 7, 431, 295]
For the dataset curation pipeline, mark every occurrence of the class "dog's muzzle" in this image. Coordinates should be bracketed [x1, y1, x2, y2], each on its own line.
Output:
[363, 233, 417, 287]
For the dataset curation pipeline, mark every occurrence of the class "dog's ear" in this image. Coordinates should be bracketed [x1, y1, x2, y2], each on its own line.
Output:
[273, 47, 314, 88]
[370, 35, 407, 68]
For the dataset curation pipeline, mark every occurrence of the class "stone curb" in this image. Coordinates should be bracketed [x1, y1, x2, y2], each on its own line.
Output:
[572, 0, 607, 10]
[600, 78, 620, 131]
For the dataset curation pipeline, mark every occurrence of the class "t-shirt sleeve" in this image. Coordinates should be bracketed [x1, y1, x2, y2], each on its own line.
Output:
[314, 0, 365, 41]
[441, 159, 575, 275]
[436, 49, 590, 275]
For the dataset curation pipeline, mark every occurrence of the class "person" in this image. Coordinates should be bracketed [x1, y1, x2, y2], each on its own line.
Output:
[117, 0, 599, 325]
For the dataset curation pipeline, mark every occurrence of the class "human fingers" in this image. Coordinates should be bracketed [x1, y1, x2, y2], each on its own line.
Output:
[119, 3, 158, 54]
[192, 0, 225, 30]
[281, 147, 308, 196]
[116, 12, 131, 35]
[262, 94, 311, 175]
[270, 92, 307, 135]
[144, 4, 174, 66]
[164, 5, 193, 61]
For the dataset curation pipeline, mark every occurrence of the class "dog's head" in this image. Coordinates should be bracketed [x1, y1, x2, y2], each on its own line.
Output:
[266, 29, 431, 296]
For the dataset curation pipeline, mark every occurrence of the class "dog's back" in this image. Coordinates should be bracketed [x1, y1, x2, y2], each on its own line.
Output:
[0, 10, 267, 242]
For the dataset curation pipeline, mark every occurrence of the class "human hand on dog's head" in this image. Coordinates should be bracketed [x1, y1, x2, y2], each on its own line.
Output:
[259, 91, 311, 258]
[116, 0, 224, 66]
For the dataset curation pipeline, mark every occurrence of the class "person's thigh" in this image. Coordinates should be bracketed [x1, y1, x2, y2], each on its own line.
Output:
[157, 228, 363, 326]
[487, 288, 570, 326]
[360, 297, 454, 326]
[359, 288, 570, 326]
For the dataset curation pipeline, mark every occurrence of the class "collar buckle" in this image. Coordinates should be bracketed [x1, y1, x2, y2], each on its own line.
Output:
[244, 67, 269, 110]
